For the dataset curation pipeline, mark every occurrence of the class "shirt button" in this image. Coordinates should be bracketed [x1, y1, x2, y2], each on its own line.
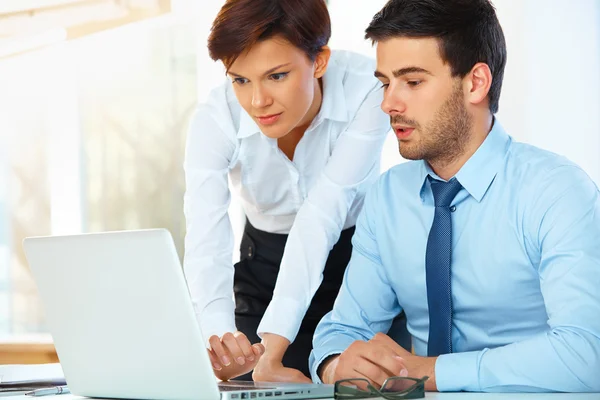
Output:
[248, 246, 253, 258]
[450, 206, 457, 212]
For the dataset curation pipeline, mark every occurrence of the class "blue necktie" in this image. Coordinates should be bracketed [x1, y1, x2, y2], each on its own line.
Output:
[426, 177, 462, 357]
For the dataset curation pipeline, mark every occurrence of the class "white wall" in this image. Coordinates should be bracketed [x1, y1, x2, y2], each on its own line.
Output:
[496, 0, 600, 184]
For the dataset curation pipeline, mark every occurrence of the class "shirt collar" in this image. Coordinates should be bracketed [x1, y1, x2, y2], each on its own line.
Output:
[237, 107, 261, 139]
[236, 60, 350, 139]
[418, 119, 512, 202]
[317, 61, 350, 123]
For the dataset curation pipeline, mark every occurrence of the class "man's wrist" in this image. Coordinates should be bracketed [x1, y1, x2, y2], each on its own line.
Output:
[423, 357, 438, 391]
[318, 354, 340, 383]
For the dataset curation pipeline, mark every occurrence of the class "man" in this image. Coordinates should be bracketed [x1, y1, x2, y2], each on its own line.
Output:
[309, 0, 600, 393]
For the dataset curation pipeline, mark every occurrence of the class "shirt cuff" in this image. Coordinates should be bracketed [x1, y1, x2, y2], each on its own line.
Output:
[435, 349, 487, 392]
[257, 296, 307, 343]
[310, 335, 355, 383]
[197, 299, 236, 347]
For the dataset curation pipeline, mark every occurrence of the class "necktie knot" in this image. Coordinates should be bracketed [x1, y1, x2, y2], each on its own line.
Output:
[430, 178, 462, 208]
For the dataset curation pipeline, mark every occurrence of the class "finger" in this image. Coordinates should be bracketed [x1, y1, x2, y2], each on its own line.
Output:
[339, 360, 371, 391]
[368, 334, 410, 376]
[222, 332, 246, 366]
[209, 335, 232, 367]
[233, 331, 255, 361]
[370, 333, 408, 356]
[352, 355, 390, 388]
[252, 343, 265, 357]
[207, 349, 223, 371]
[362, 343, 407, 378]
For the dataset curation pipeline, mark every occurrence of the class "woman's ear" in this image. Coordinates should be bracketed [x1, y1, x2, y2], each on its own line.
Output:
[314, 46, 331, 79]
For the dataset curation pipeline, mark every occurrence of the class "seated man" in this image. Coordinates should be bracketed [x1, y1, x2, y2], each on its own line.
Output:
[309, 0, 600, 393]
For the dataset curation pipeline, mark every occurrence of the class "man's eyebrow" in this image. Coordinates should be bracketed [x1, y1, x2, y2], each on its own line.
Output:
[374, 70, 387, 79]
[229, 63, 292, 78]
[392, 66, 433, 77]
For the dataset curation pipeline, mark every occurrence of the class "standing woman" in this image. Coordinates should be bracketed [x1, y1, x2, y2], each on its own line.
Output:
[184, 0, 389, 382]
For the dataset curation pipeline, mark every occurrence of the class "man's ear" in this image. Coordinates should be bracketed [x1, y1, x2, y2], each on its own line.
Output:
[465, 62, 492, 107]
[314, 46, 331, 79]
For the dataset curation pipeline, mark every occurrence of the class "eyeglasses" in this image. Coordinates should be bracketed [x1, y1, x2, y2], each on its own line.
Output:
[334, 376, 428, 400]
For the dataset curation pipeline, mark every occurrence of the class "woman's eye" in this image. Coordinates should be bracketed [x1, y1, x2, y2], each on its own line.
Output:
[270, 72, 288, 81]
[233, 78, 248, 85]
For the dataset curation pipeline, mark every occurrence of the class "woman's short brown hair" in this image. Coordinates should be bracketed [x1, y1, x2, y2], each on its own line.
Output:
[208, 0, 331, 70]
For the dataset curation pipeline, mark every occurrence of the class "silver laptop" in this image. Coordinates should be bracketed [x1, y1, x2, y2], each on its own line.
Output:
[23, 229, 332, 400]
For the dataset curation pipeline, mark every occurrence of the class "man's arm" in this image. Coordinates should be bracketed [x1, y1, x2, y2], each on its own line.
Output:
[435, 165, 600, 392]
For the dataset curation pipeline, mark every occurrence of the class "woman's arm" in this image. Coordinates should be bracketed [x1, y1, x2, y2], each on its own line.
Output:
[254, 81, 390, 381]
[184, 100, 237, 341]
[184, 96, 263, 380]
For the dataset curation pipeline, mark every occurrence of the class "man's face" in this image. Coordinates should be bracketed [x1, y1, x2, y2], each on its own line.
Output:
[375, 37, 473, 164]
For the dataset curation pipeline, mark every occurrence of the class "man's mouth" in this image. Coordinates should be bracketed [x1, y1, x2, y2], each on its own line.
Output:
[394, 126, 415, 139]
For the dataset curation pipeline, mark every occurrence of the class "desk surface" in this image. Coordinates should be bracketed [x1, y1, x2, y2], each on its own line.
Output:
[2, 393, 600, 399]
[0, 334, 58, 364]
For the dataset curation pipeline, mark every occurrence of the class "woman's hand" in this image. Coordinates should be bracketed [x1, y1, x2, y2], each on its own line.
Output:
[253, 357, 312, 383]
[251, 333, 312, 383]
[207, 331, 265, 381]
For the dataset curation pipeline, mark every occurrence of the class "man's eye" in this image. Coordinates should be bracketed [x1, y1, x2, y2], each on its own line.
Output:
[380, 83, 389, 90]
[407, 81, 422, 87]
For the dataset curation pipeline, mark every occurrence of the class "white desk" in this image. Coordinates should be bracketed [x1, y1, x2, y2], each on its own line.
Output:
[2, 394, 600, 400]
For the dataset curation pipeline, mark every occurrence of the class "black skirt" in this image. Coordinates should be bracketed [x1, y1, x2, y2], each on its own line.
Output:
[232, 220, 409, 380]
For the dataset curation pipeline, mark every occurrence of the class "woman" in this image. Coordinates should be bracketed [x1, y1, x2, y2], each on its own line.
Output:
[183, 0, 390, 382]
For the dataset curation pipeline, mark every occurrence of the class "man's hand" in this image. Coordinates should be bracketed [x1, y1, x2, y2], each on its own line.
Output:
[252, 333, 312, 383]
[207, 331, 265, 381]
[370, 333, 437, 391]
[320, 333, 438, 391]
[320, 334, 409, 389]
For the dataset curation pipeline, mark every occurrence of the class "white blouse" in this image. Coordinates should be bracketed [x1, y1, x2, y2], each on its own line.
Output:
[183, 50, 390, 343]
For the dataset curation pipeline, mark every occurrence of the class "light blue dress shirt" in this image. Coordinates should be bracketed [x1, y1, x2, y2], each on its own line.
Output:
[310, 120, 600, 392]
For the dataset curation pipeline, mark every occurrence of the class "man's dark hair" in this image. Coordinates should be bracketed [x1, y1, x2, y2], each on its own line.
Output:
[365, 0, 507, 114]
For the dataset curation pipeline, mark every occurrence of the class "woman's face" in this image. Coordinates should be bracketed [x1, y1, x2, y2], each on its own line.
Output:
[227, 36, 329, 139]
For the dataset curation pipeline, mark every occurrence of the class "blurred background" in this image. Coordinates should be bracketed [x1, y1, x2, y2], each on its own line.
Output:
[0, 0, 598, 361]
